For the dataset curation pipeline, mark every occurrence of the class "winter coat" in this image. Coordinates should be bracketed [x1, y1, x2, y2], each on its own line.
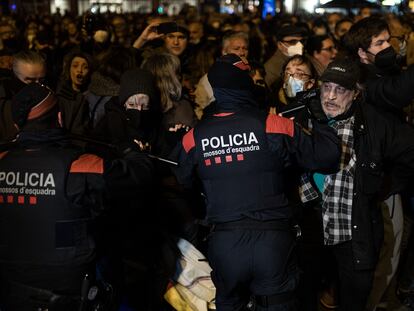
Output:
[56, 80, 89, 136]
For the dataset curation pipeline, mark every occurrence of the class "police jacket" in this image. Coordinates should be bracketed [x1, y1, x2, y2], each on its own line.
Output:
[348, 101, 414, 270]
[174, 106, 340, 224]
[0, 129, 154, 293]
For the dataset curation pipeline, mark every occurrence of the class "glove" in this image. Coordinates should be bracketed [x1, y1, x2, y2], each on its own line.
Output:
[297, 89, 329, 123]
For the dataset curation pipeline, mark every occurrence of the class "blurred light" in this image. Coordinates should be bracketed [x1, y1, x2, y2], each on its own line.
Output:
[225, 0, 231, 4]
[157, 6, 164, 14]
[315, 8, 325, 13]
[262, 0, 275, 18]
[10, 4, 16, 11]
[383, 0, 401, 4]
[91, 6, 98, 13]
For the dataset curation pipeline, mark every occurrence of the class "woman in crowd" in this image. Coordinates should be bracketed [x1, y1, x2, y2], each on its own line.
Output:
[272, 54, 317, 116]
[56, 50, 92, 135]
[142, 52, 197, 157]
[142, 52, 200, 246]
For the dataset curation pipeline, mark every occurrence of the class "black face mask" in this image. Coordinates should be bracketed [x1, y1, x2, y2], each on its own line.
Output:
[125, 109, 142, 128]
[125, 109, 153, 140]
[372, 46, 398, 71]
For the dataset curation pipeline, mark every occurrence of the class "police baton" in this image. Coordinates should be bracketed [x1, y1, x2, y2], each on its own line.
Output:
[279, 104, 306, 117]
[69, 134, 179, 166]
[147, 154, 178, 166]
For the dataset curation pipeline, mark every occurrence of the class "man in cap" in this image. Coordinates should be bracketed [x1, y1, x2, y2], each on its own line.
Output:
[0, 83, 154, 310]
[173, 54, 341, 311]
[133, 20, 189, 59]
[297, 58, 414, 311]
[264, 24, 307, 88]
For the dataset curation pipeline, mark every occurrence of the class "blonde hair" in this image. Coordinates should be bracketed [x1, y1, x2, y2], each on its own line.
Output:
[142, 52, 182, 112]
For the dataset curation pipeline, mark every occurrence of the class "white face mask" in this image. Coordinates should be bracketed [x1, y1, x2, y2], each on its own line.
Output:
[285, 42, 304, 57]
[284, 76, 305, 98]
[125, 94, 150, 110]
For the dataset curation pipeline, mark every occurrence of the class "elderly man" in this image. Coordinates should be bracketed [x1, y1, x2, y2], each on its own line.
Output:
[298, 58, 414, 311]
[193, 31, 249, 119]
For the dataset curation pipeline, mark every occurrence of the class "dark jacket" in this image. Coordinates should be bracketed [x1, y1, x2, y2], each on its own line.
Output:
[0, 129, 154, 296]
[350, 101, 414, 269]
[56, 80, 89, 136]
[361, 63, 414, 119]
[0, 75, 26, 142]
[174, 105, 340, 224]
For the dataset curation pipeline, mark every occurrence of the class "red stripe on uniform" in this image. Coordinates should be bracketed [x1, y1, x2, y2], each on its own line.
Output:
[265, 114, 294, 137]
[182, 128, 195, 153]
[233, 61, 251, 71]
[27, 94, 57, 121]
[0, 151, 8, 159]
[213, 112, 234, 117]
[29, 196, 37, 205]
[70, 154, 104, 174]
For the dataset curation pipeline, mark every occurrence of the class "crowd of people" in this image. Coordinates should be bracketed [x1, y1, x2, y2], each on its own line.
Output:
[0, 4, 414, 311]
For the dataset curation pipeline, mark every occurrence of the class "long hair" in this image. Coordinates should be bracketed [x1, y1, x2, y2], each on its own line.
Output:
[61, 50, 93, 82]
[142, 52, 181, 112]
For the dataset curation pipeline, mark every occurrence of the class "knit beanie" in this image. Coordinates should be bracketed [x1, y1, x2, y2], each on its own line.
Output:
[157, 22, 189, 38]
[119, 68, 158, 105]
[207, 54, 254, 91]
[11, 83, 56, 128]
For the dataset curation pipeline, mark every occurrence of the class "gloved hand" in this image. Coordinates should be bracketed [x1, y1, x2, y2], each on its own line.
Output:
[296, 89, 329, 123]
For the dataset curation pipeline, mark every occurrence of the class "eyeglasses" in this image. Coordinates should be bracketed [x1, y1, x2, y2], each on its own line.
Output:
[320, 46, 337, 52]
[284, 71, 311, 80]
[281, 39, 306, 46]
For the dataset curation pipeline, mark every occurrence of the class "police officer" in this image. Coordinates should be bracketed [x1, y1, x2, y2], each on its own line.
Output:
[173, 54, 341, 311]
[0, 83, 154, 311]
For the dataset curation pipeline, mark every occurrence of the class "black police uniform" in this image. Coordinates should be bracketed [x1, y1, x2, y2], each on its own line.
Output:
[0, 129, 153, 311]
[174, 107, 340, 311]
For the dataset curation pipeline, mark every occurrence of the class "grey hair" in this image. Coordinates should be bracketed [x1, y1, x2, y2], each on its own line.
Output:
[12, 50, 45, 74]
[222, 31, 249, 53]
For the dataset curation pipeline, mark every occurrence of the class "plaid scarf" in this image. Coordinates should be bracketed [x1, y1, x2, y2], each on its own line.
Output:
[300, 116, 356, 245]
